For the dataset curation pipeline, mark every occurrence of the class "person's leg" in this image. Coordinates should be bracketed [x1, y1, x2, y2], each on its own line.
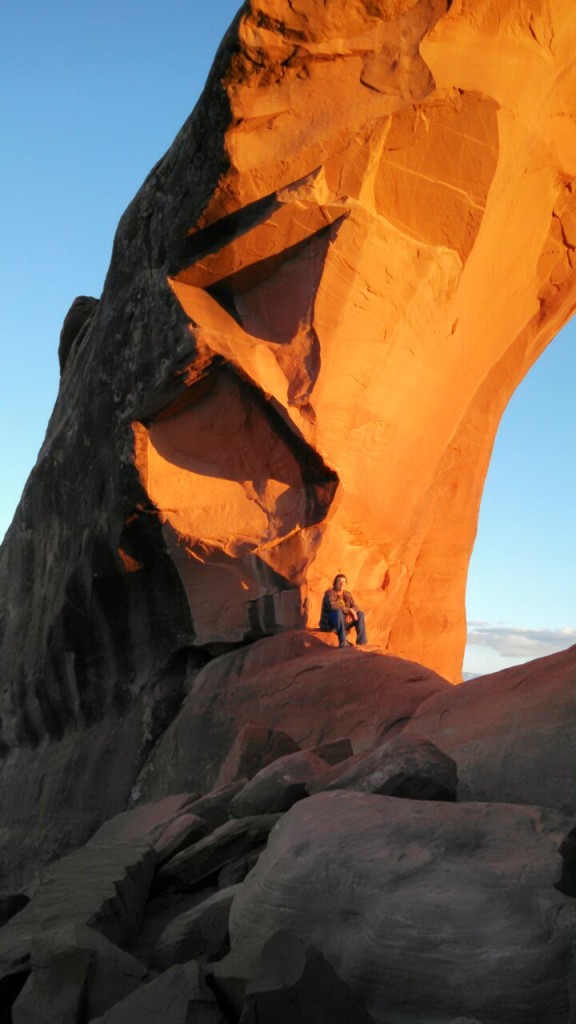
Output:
[353, 610, 367, 645]
[328, 609, 350, 646]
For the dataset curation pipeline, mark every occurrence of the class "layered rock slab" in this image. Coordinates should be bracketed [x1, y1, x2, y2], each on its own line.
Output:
[404, 643, 576, 813]
[90, 961, 224, 1024]
[0, 837, 154, 982]
[227, 792, 575, 1024]
[307, 732, 458, 801]
[135, 631, 451, 801]
[11, 924, 148, 1024]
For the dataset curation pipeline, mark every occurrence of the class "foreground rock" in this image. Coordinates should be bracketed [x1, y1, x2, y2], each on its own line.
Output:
[136, 885, 239, 971]
[215, 723, 301, 788]
[91, 961, 223, 1024]
[227, 792, 575, 1024]
[214, 930, 377, 1024]
[155, 815, 280, 892]
[230, 750, 328, 818]
[136, 631, 451, 800]
[404, 644, 576, 813]
[308, 733, 457, 802]
[0, 838, 154, 983]
[11, 924, 148, 1024]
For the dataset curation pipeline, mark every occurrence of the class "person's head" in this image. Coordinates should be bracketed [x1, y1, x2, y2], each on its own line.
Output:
[333, 573, 347, 591]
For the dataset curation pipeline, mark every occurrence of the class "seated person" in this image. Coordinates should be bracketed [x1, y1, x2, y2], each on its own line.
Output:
[320, 573, 367, 648]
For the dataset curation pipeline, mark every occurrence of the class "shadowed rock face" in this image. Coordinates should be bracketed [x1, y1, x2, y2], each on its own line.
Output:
[0, 0, 575, 884]
[228, 793, 576, 1024]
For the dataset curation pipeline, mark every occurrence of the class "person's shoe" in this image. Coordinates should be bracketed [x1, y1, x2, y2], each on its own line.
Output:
[339, 640, 353, 648]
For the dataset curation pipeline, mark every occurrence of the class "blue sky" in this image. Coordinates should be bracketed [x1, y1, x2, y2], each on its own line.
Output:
[1, 1, 574, 678]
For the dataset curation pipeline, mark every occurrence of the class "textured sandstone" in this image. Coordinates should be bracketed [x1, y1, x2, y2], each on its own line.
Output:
[184, 782, 247, 831]
[215, 721, 301, 788]
[229, 749, 328, 817]
[89, 792, 197, 846]
[137, 884, 239, 971]
[228, 792, 576, 1024]
[309, 737, 354, 765]
[307, 732, 458, 801]
[154, 815, 280, 892]
[238, 931, 377, 1024]
[135, 631, 450, 801]
[11, 924, 148, 1024]
[0, 838, 154, 982]
[90, 961, 223, 1024]
[404, 643, 576, 812]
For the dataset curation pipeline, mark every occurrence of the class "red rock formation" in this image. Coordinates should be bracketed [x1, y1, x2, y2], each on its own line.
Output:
[131, 0, 576, 681]
[134, 631, 451, 802]
[227, 793, 575, 1023]
[1, 0, 575, 892]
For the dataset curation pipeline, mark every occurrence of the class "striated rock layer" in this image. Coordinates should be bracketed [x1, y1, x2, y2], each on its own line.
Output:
[1, 0, 576, 879]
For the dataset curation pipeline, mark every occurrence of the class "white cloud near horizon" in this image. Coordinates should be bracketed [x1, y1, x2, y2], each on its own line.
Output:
[466, 624, 576, 659]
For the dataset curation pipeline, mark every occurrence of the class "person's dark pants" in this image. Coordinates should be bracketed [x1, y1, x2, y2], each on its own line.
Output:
[328, 609, 367, 646]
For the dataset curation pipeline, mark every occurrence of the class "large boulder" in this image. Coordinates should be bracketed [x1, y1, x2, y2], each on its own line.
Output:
[307, 733, 457, 802]
[90, 961, 224, 1024]
[403, 644, 576, 813]
[230, 750, 329, 818]
[136, 884, 240, 971]
[227, 792, 575, 1024]
[136, 631, 451, 801]
[229, 931, 377, 1024]
[155, 815, 281, 892]
[215, 722, 301, 788]
[0, 837, 154, 984]
[11, 924, 148, 1024]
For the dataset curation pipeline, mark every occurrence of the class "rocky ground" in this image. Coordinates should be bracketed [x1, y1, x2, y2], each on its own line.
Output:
[0, 634, 574, 1023]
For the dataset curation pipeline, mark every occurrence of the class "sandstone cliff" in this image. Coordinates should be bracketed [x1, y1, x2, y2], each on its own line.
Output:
[0, 3, 575, 1020]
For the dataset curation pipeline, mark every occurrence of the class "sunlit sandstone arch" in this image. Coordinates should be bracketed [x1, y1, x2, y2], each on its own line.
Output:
[0, 0, 575, 768]
[132, 0, 576, 681]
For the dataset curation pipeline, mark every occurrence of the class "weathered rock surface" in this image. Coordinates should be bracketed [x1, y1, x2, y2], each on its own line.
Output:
[0, 838, 154, 982]
[11, 924, 148, 1024]
[215, 722, 301, 788]
[136, 631, 450, 801]
[137, 884, 239, 971]
[238, 930, 377, 1024]
[230, 750, 328, 817]
[404, 644, 576, 813]
[89, 792, 197, 846]
[309, 737, 354, 765]
[228, 792, 576, 1024]
[58, 295, 99, 373]
[155, 815, 280, 892]
[90, 960, 224, 1024]
[0, 656, 203, 892]
[308, 733, 457, 801]
[155, 813, 210, 866]
[184, 782, 247, 831]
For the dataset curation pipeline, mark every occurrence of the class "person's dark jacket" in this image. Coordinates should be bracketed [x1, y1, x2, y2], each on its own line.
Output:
[319, 588, 359, 631]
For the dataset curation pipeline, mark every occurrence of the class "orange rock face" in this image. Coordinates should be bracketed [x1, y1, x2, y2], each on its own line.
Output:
[131, 0, 576, 681]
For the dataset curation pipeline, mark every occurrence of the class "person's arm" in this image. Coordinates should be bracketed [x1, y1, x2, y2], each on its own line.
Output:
[343, 591, 358, 619]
